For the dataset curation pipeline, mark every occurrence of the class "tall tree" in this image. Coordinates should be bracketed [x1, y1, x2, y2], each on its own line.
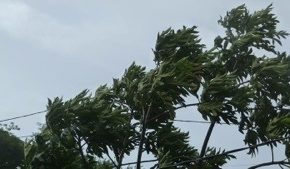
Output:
[26, 4, 290, 169]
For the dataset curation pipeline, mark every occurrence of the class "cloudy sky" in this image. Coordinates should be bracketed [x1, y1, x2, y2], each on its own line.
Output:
[0, 1, 289, 168]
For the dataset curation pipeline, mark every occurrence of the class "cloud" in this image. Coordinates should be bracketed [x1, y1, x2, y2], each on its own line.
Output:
[0, 1, 68, 52]
[0, 1, 106, 55]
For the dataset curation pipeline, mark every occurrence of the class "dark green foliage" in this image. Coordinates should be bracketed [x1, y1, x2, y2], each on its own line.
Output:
[146, 122, 198, 168]
[0, 122, 20, 131]
[24, 4, 290, 169]
[0, 129, 24, 169]
[46, 88, 136, 160]
[154, 26, 204, 64]
[201, 148, 236, 169]
[24, 127, 82, 169]
[23, 126, 114, 169]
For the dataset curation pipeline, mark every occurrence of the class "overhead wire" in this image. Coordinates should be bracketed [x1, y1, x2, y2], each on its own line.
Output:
[0, 109, 230, 125]
[173, 119, 229, 124]
[3, 110, 289, 168]
[0, 110, 47, 123]
[0, 109, 232, 138]
[120, 136, 290, 168]
[159, 136, 290, 168]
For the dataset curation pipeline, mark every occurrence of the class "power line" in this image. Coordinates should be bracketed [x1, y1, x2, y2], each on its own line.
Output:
[121, 136, 290, 168]
[0, 109, 231, 125]
[0, 110, 47, 123]
[19, 133, 290, 168]
[17, 120, 227, 139]
[0, 109, 231, 140]
[17, 120, 230, 138]
[173, 119, 229, 124]
[173, 119, 211, 123]
[6, 110, 288, 168]
[160, 136, 290, 168]
[0, 109, 234, 142]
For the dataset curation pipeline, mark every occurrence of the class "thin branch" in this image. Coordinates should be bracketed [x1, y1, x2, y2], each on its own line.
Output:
[237, 80, 251, 87]
[116, 140, 126, 169]
[147, 110, 169, 122]
[204, 46, 217, 54]
[69, 130, 89, 169]
[200, 121, 216, 157]
[117, 154, 124, 169]
[279, 164, 284, 169]
[122, 159, 158, 166]
[282, 163, 290, 168]
[115, 106, 134, 169]
[271, 145, 274, 162]
[136, 102, 153, 169]
[197, 120, 216, 166]
[148, 103, 200, 123]
[105, 151, 118, 168]
[174, 103, 200, 110]
[76, 136, 89, 169]
[248, 160, 290, 169]
[81, 142, 87, 148]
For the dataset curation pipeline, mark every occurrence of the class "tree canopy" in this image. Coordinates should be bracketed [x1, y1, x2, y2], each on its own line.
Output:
[0, 128, 23, 169]
[24, 4, 290, 169]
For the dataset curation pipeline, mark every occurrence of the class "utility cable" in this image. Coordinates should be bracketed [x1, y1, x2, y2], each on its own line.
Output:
[0, 110, 47, 123]
[173, 119, 229, 124]
[0, 109, 231, 125]
[121, 136, 290, 167]
[159, 136, 290, 168]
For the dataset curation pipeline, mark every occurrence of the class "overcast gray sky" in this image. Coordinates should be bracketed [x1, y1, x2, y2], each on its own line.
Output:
[0, 1, 289, 168]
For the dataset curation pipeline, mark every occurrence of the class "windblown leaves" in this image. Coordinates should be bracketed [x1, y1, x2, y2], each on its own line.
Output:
[24, 4, 290, 169]
[46, 88, 136, 159]
[154, 26, 204, 64]
[146, 123, 198, 168]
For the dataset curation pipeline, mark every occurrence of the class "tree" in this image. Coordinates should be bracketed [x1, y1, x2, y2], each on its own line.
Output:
[23, 125, 114, 169]
[26, 4, 290, 169]
[0, 128, 24, 169]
